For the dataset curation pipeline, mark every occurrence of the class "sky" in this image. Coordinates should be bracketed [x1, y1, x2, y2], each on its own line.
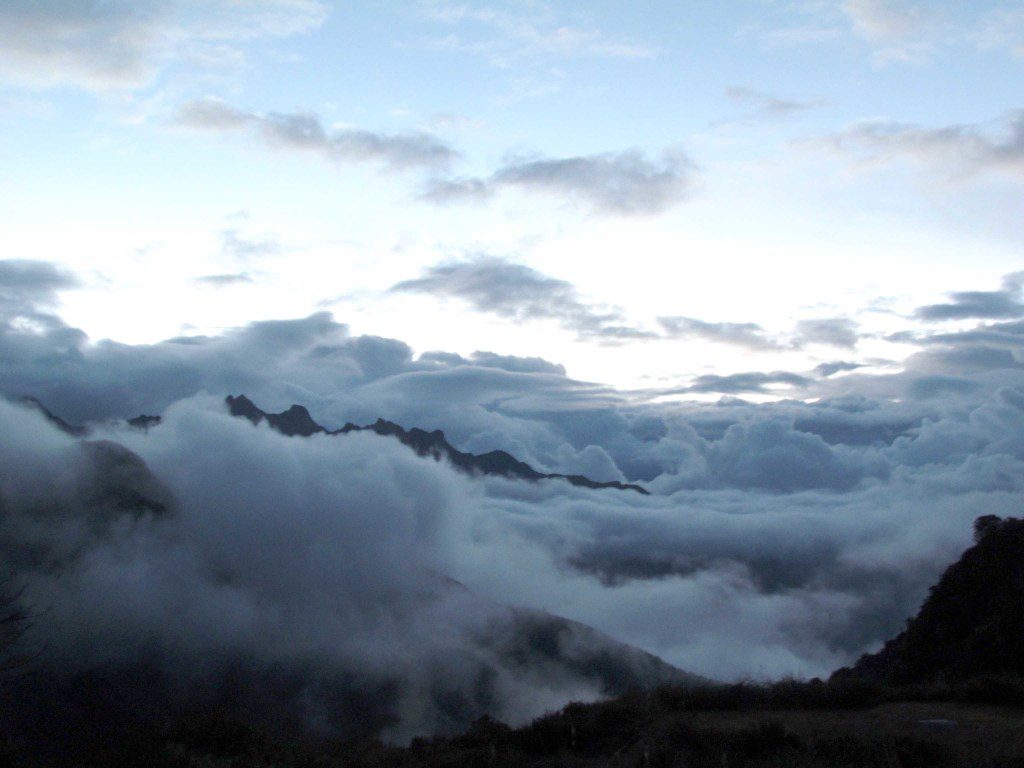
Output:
[1, 0, 1022, 391]
[2, 0, 1024, 743]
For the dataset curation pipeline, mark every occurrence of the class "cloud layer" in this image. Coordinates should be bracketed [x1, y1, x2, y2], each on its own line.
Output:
[3, 260, 1024, 740]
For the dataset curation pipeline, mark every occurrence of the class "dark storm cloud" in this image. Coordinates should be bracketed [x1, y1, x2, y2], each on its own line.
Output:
[392, 256, 657, 342]
[823, 111, 1024, 180]
[177, 98, 458, 171]
[915, 272, 1024, 321]
[423, 149, 695, 215]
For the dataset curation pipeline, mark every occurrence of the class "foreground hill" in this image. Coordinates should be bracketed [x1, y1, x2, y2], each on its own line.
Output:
[835, 515, 1024, 684]
[6, 516, 1024, 767]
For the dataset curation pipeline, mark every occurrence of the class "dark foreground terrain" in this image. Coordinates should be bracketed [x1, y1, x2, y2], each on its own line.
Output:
[3, 677, 1024, 767]
[4, 423, 1024, 768]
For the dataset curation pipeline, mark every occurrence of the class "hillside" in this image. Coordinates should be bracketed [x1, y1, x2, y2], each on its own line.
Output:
[835, 515, 1024, 684]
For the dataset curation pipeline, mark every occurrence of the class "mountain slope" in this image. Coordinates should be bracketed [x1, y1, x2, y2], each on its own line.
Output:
[834, 515, 1024, 684]
[225, 394, 649, 495]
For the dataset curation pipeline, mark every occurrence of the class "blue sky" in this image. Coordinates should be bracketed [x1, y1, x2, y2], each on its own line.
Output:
[1, 0, 1022, 391]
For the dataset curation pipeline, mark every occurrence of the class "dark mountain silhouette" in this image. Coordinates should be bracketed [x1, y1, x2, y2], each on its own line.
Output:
[18, 396, 87, 436]
[225, 394, 649, 495]
[834, 515, 1024, 684]
[127, 414, 161, 430]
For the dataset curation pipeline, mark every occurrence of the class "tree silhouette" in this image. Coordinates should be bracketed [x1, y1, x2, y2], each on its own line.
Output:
[0, 576, 31, 677]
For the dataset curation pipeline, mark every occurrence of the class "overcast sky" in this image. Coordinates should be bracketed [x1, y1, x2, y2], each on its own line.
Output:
[2, 0, 1022, 391]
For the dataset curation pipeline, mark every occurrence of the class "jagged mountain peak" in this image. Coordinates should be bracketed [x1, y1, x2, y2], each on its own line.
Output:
[225, 394, 649, 495]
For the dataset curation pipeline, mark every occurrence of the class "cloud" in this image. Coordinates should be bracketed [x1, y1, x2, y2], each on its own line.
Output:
[178, 98, 458, 171]
[972, 7, 1024, 58]
[915, 272, 1024, 321]
[658, 316, 784, 351]
[815, 361, 865, 378]
[424, 149, 695, 215]
[658, 316, 860, 351]
[0, 259, 83, 344]
[723, 86, 824, 122]
[0, 397, 692, 744]
[220, 226, 281, 261]
[418, 1, 656, 67]
[821, 111, 1024, 182]
[675, 371, 813, 395]
[841, 0, 934, 41]
[392, 256, 657, 342]
[0, 0, 328, 91]
[0, 259, 79, 299]
[794, 318, 860, 349]
[840, 0, 942, 62]
[5, 263, 1024, 722]
[193, 272, 254, 287]
[395, 262, 863, 352]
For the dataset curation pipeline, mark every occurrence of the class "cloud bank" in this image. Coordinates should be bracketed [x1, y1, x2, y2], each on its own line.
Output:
[3, 260, 1024, 741]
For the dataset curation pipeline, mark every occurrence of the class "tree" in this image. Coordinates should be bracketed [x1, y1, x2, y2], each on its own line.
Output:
[0, 576, 31, 677]
[973, 514, 1003, 543]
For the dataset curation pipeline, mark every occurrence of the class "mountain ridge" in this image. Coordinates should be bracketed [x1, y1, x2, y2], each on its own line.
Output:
[833, 515, 1024, 684]
[225, 394, 650, 495]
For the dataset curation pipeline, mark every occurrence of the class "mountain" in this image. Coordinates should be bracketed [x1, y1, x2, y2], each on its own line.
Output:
[1, 400, 693, 754]
[18, 396, 87, 436]
[834, 515, 1024, 684]
[225, 394, 650, 495]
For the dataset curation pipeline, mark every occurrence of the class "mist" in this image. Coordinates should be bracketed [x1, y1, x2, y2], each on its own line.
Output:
[3, 265, 1024, 738]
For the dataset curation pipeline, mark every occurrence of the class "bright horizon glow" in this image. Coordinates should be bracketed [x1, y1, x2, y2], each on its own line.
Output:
[1, 0, 1022, 393]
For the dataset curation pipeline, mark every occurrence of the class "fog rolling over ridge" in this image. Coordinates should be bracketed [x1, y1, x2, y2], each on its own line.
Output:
[3, 259, 1024, 738]
[0, 396, 694, 742]
[6, 257, 1024, 741]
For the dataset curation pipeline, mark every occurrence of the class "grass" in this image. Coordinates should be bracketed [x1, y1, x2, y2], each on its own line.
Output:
[5, 677, 1024, 767]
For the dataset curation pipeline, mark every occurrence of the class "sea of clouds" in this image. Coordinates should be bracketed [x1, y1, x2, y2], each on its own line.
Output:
[2, 259, 1024, 739]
